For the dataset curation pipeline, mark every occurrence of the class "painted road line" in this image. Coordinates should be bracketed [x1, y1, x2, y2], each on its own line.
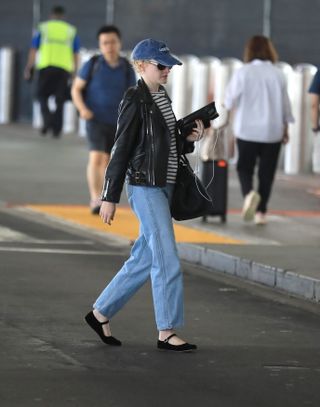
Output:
[0, 225, 95, 244]
[0, 247, 119, 255]
[25, 205, 243, 245]
[0, 226, 31, 242]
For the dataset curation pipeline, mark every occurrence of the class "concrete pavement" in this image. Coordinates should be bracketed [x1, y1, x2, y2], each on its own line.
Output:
[1, 123, 319, 303]
[1, 204, 320, 407]
[1, 123, 320, 406]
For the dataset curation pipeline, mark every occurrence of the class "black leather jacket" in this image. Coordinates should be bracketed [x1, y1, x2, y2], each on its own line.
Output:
[101, 79, 194, 203]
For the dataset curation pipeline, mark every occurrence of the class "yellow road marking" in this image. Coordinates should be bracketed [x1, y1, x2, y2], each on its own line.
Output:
[26, 205, 243, 244]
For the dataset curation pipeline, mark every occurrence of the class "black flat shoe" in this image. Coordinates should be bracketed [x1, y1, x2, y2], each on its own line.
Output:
[85, 311, 122, 346]
[157, 333, 197, 352]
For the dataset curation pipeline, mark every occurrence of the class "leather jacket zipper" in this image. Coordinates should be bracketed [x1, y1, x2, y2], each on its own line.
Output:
[145, 104, 156, 185]
[149, 110, 156, 185]
[102, 178, 110, 199]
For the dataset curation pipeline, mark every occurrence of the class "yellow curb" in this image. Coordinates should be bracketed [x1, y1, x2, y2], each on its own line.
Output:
[26, 204, 243, 244]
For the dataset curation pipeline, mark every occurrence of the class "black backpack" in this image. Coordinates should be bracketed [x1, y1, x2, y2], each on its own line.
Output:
[82, 54, 132, 97]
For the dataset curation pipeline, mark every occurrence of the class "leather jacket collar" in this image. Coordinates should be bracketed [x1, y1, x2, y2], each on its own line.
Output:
[137, 77, 172, 105]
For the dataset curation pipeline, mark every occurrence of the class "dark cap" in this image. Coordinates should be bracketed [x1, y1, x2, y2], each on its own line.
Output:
[131, 38, 182, 66]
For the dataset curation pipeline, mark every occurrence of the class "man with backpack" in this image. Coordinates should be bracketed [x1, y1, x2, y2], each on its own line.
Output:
[72, 25, 136, 214]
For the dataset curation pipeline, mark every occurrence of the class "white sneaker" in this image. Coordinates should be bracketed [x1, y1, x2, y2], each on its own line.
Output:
[254, 212, 267, 225]
[242, 191, 261, 221]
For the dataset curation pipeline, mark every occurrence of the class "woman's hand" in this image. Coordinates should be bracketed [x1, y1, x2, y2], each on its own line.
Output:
[100, 201, 116, 225]
[186, 120, 205, 142]
[79, 107, 94, 120]
[282, 126, 289, 145]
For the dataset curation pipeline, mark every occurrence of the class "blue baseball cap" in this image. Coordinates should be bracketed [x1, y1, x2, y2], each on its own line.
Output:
[131, 38, 182, 67]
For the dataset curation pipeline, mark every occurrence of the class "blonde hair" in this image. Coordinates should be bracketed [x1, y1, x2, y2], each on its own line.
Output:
[132, 60, 145, 74]
[243, 35, 278, 63]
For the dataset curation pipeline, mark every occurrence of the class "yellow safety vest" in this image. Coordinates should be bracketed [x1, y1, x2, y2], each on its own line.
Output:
[37, 20, 76, 72]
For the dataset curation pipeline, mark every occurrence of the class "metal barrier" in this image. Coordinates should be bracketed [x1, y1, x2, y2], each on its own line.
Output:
[275, 61, 294, 170]
[183, 57, 317, 174]
[285, 63, 317, 173]
[27, 47, 320, 174]
[0, 47, 15, 124]
[170, 55, 200, 119]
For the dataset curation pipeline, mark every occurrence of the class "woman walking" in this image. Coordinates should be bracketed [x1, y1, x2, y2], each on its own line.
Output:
[85, 38, 204, 352]
[223, 35, 294, 224]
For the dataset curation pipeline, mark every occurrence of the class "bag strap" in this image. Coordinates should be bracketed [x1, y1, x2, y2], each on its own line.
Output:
[85, 54, 100, 87]
[123, 57, 132, 88]
[179, 153, 212, 200]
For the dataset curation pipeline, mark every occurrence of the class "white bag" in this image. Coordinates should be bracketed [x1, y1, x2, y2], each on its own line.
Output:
[312, 133, 320, 174]
[200, 128, 226, 161]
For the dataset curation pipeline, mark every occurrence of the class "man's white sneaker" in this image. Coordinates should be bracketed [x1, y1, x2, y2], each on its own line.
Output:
[242, 191, 261, 221]
[254, 212, 267, 225]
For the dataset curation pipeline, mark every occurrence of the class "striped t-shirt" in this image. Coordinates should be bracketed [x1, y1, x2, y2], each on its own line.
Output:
[151, 90, 178, 184]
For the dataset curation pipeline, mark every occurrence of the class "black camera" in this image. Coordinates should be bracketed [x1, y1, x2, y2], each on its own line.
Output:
[177, 101, 219, 138]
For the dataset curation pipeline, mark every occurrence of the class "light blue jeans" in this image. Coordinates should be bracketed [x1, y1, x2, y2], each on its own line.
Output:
[93, 183, 184, 331]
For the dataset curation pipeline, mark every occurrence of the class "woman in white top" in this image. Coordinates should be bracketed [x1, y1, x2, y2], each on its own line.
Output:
[223, 35, 294, 224]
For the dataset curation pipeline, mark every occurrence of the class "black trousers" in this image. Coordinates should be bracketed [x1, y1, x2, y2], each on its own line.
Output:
[236, 138, 281, 213]
[37, 67, 70, 135]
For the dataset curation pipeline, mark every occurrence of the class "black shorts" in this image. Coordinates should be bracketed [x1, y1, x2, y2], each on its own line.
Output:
[86, 119, 117, 153]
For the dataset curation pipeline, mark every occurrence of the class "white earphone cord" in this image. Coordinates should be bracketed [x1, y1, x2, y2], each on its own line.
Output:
[193, 128, 222, 202]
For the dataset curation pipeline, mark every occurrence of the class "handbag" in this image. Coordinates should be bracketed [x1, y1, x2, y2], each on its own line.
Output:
[200, 128, 227, 161]
[171, 154, 213, 221]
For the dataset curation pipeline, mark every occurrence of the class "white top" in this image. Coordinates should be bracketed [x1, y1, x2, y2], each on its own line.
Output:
[224, 59, 294, 143]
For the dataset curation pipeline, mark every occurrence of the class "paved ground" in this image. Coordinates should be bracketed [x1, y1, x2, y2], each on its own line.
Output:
[1, 123, 319, 298]
[1, 207, 320, 407]
[1, 123, 320, 406]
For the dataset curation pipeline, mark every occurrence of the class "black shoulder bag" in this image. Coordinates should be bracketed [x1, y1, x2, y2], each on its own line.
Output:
[171, 101, 219, 221]
[171, 154, 213, 221]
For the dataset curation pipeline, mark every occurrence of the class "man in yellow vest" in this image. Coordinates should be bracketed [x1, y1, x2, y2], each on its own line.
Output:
[24, 6, 80, 137]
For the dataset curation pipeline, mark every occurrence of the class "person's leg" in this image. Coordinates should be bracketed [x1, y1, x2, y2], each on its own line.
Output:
[236, 138, 258, 197]
[85, 120, 114, 213]
[237, 139, 261, 221]
[87, 151, 109, 210]
[38, 95, 52, 134]
[93, 231, 153, 318]
[51, 101, 64, 137]
[133, 185, 192, 347]
[92, 184, 189, 347]
[90, 219, 152, 340]
[129, 185, 184, 332]
[93, 185, 154, 321]
[51, 69, 69, 137]
[93, 185, 182, 323]
[37, 69, 52, 134]
[257, 141, 282, 214]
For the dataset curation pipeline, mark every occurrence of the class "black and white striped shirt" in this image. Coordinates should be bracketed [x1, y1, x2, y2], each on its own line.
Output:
[151, 90, 178, 184]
